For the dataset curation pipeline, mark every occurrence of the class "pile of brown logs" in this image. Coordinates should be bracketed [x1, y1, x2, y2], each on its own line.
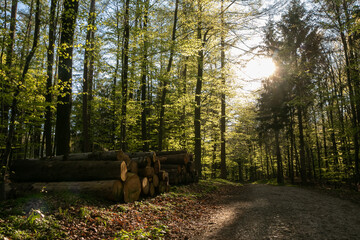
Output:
[155, 151, 198, 186]
[9, 150, 198, 203]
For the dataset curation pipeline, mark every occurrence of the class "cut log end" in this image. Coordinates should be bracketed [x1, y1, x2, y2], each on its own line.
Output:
[121, 161, 128, 182]
[141, 177, 150, 195]
[123, 172, 141, 203]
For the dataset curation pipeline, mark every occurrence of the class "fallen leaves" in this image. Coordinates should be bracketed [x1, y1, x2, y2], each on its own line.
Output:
[0, 179, 241, 239]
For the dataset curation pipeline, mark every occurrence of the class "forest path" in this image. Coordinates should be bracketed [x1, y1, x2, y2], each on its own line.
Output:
[196, 184, 360, 240]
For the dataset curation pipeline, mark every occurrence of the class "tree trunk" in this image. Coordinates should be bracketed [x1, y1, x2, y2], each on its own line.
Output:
[343, 0, 360, 184]
[44, 0, 57, 157]
[120, 0, 131, 151]
[337, 4, 360, 184]
[274, 128, 284, 184]
[220, 0, 226, 179]
[2, 0, 40, 193]
[111, 5, 122, 149]
[82, 0, 96, 153]
[55, 0, 79, 156]
[297, 106, 307, 183]
[194, 3, 204, 177]
[211, 140, 217, 178]
[0, 0, 18, 139]
[158, 0, 179, 151]
[139, 0, 150, 151]
[181, 58, 189, 149]
[288, 111, 295, 183]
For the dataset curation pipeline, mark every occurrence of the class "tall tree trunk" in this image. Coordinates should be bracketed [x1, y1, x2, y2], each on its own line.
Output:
[55, 0, 79, 156]
[140, 0, 150, 152]
[265, 143, 270, 178]
[336, 2, 360, 184]
[82, 0, 96, 153]
[220, 0, 226, 179]
[112, 5, 122, 149]
[181, 58, 188, 149]
[120, 0, 130, 151]
[274, 127, 284, 184]
[211, 139, 217, 178]
[0, 0, 8, 61]
[19, 0, 34, 70]
[297, 106, 307, 183]
[289, 110, 295, 184]
[1, 0, 40, 199]
[158, 0, 179, 151]
[0, 0, 17, 139]
[194, 2, 204, 177]
[44, 0, 57, 157]
[343, 0, 360, 184]
[313, 107, 322, 180]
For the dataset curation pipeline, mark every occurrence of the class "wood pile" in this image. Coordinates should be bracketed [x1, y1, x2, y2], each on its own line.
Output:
[9, 150, 198, 203]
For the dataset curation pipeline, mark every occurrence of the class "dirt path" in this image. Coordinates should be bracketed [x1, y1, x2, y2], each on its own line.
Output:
[196, 184, 360, 240]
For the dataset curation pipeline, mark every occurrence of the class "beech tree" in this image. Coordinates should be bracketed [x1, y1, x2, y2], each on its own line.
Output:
[55, 0, 79, 156]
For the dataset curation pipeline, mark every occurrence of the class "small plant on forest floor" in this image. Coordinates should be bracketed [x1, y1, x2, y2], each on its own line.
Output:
[114, 224, 168, 240]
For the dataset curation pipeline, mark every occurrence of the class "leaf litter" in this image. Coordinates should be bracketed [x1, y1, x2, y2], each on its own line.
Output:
[0, 179, 241, 239]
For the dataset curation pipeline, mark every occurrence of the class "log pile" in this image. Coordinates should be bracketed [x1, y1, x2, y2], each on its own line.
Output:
[9, 150, 198, 203]
[156, 151, 198, 185]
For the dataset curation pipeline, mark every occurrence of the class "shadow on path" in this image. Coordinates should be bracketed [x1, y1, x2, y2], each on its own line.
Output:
[197, 184, 360, 240]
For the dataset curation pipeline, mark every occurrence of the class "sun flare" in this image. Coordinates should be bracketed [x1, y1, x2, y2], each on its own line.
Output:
[244, 57, 276, 80]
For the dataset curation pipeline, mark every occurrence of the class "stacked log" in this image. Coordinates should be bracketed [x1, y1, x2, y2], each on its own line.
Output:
[9, 150, 197, 202]
[156, 151, 198, 185]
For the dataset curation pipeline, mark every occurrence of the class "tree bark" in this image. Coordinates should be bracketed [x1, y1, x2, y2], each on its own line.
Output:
[158, 153, 189, 165]
[0, 0, 18, 138]
[140, 0, 150, 152]
[336, 2, 360, 184]
[46, 150, 121, 161]
[82, 0, 96, 153]
[297, 106, 307, 183]
[274, 128, 284, 184]
[158, 0, 179, 151]
[220, 0, 226, 179]
[195, 1, 204, 177]
[120, 0, 131, 151]
[55, 0, 79, 156]
[111, 5, 122, 149]
[10, 160, 126, 182]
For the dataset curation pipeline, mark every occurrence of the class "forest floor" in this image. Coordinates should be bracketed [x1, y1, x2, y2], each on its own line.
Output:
[1, 180, 360, 239]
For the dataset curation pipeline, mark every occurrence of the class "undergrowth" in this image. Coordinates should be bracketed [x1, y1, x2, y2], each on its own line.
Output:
[0, 179, 241, 239]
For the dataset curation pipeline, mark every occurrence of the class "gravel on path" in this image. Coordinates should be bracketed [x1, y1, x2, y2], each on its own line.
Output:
[197, 184, 360, 240]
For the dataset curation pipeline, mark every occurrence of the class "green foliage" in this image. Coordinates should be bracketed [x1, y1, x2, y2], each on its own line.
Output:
[114, 225, 168, 240]
[0, 211, 65, 240]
